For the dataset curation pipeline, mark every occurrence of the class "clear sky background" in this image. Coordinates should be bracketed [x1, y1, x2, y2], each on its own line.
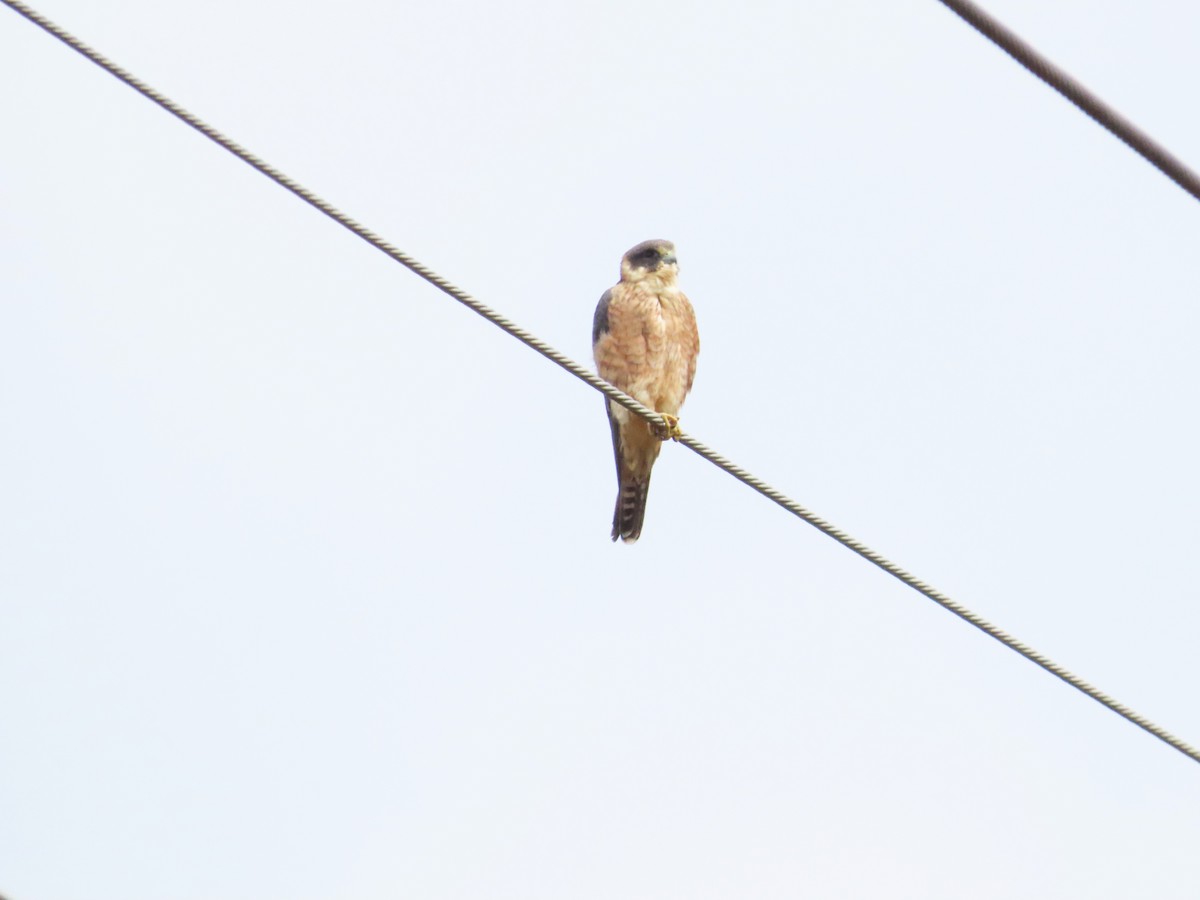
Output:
[3, 1, 1200, 897]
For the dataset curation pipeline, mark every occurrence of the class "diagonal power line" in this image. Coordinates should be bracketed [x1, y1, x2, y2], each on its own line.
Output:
[937, 0, 1200, 202]
[5, 0, 1199, 766]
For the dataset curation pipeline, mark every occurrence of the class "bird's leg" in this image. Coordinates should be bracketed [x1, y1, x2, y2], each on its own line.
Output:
[651, 413, 682, 441]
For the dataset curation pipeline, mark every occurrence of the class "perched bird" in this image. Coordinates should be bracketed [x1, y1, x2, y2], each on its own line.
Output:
[592, 239, 700, 543]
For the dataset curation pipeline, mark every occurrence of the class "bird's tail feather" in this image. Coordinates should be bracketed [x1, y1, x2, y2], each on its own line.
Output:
[611, 472, 651, 543]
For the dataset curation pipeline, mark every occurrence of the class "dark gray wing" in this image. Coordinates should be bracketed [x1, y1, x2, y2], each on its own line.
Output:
[592, 288, 613, 346]
[592, 287, 622, 481]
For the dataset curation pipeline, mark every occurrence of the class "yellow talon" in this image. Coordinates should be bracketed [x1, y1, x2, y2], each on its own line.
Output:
[653, 413, 682, 441]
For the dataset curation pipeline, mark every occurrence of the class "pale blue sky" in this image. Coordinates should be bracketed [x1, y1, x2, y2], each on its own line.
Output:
[3, 1, 1200, 897]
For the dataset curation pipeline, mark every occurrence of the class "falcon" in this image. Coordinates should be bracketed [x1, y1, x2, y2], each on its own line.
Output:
[592, 239, 700, 543]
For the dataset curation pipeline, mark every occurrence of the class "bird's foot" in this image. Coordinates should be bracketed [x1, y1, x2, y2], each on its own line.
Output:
[652, 413, 682, 441]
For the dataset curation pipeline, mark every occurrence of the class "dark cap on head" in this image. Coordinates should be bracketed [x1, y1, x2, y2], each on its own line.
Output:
[622, 239, 677, 271]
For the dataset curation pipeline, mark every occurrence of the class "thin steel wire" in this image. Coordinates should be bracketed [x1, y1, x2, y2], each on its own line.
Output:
[5, 0, 1199, 766]
[0, 0, 655, 425]
[937, 0, 1200, 203]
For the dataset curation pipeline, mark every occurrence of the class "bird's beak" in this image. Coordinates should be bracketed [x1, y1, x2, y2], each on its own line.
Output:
[662, 253, 678, 266]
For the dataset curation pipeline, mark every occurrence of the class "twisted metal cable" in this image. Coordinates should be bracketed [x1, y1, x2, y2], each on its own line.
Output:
[0, 0, 658, 426]
[937, 0, 1200, 203]
[5, 0, 1199, 766]
[680, 432, 1200, 763]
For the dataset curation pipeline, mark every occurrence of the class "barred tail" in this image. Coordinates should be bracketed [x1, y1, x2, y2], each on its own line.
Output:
[611, 471, 651, 544]
[604, 398, 661, 544]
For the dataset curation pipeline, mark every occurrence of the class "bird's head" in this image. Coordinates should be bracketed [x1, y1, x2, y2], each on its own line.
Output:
[620, 239, 679, 284]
